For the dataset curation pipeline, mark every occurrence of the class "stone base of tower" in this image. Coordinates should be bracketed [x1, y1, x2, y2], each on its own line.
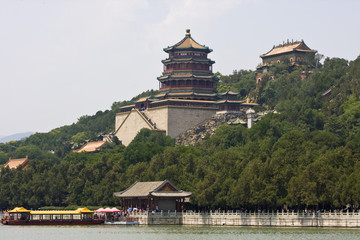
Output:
[115, 106, 217, 146]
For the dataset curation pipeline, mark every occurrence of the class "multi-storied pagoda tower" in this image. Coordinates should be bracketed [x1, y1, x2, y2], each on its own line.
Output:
[157, 29, 218, 100]
[115, 30, 256, 146]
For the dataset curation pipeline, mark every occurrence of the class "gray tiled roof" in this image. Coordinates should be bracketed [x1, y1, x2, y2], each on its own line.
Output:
[113, 180, 192, 198]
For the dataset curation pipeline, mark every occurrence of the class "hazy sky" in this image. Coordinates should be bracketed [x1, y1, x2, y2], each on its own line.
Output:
[1, 0, 359, 136]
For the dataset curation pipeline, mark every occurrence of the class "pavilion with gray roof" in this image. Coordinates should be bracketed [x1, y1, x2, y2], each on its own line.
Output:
[113, 180, 192, 212]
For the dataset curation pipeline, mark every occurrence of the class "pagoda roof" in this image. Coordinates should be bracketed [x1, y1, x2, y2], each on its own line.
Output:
[151, 98, 216, 104]
[162, 57, 214, 64]
[119, 104, 135, 109]
[218, 90, 239, 96]
[155, 91, 218, 98]
[154, 93, 167, 98]
[158, 73, 215, 80]
[260, 40, 317, 58]
[242, 102, 259, 106]
[164, 29, 212, 53]
[228, 118, 247, 125]
[4, 156, 29, 170]
[135, 96, 157, 103]
[73, 141, 107, 153]
[215, 100, 245, 104]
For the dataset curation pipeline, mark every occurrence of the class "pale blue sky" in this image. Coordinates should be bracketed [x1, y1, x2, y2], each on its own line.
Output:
[1, 0, 359, 136]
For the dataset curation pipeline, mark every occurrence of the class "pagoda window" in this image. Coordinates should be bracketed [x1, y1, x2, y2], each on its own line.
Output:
[186, 80, 191, 86]
[209, 65, 212, 71]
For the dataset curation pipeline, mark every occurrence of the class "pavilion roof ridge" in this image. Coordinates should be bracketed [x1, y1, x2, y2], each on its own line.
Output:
[164, 29, 212, 53]
[260, 39, 317, 58]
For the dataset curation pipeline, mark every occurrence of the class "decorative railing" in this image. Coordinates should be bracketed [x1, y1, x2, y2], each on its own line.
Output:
[127, 210, 360, 218]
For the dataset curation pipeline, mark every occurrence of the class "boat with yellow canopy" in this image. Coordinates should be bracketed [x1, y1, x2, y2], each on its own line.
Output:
[1, 207, 104, 225]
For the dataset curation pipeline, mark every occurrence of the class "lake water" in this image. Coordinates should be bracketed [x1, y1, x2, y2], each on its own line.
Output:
[1, 225, 360, 240]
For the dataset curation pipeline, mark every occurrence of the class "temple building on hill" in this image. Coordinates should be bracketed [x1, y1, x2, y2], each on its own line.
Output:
[115, 29, 257, 146]
[72, 134, 112, 153]
[256, 40, 317, 83]
[3, 156, 29, 170]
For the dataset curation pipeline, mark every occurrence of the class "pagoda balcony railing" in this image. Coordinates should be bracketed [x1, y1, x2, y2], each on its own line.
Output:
[163, 69, 212, 74]
[150, 100, 216, 109]
[159, 85, 215, 90]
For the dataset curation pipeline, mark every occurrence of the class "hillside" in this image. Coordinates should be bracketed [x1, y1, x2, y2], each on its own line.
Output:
[0, 132, 34, 144]
[0, 56, 359, 210]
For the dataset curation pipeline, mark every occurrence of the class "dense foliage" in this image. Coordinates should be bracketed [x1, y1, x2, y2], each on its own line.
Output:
[1, 56, 360, 211]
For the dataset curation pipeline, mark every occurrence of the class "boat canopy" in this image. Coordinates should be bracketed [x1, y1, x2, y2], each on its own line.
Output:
[95, 207, 121, 213]
[8, 207, 31, 213]
[8, 207, 94, 215]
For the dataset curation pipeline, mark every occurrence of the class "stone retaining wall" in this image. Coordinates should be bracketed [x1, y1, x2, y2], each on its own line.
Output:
[129, 211, 360, 227]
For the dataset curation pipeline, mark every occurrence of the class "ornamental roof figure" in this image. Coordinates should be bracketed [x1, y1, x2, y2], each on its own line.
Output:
[164, 29, 212, 53]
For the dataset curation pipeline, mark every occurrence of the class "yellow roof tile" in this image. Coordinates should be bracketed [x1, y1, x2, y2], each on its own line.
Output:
[4, 156, 29, 169]
[261, 40, 316, 58]
[73, 141, 106, 153]
[164, 29, 211, 53]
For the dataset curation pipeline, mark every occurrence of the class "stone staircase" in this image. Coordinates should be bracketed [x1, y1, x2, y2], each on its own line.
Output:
[139, 110, 157, 129]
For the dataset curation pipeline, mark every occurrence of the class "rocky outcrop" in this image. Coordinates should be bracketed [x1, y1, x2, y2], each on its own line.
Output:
[175, 112, 247, 146]
[175, 110, 272, 146]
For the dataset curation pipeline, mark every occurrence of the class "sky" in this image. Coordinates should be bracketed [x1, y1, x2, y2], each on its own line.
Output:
[1, 0, 359, 136]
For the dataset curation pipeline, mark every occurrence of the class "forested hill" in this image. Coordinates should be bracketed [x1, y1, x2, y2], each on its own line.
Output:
[0, 89, 158, 161]
[0, 56, 359, 210]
